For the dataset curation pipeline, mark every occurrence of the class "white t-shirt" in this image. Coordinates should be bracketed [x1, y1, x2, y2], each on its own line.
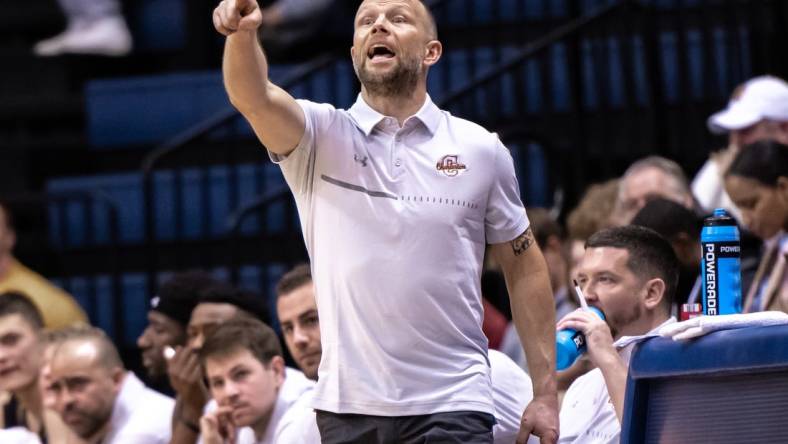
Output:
[558, 318, 675, 444]
[203, 367, 314, 444]
[270, 95, 529, 416]
[103, 372, 175, 444]
[275, 391, 320, 444]
[489, 350, 538, 444]
[0, 427, 41, 444]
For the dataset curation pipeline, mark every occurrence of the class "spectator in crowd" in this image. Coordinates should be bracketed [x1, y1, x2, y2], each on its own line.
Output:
[566, 179, 619, 281]
[557, 226, 677, 443]
[610, 156, 696, 226]
[631, 198, 704, 307]
[0, 292, 77, 443]
[47, 325, 174, 443]
[273, 263, 538, 444]
[168, 283, 271, 444]
[33, 0, 132, 56]
[499, 208, 578, 370]
[0, 203, 87, 329]
[214, 0, 559, 441]
[137, 271, 218, 394]
[693, 76, 788, 218]
[198, 316, 314, 444]
[724, 140, 788, 313]
[275, 264, 321, 381]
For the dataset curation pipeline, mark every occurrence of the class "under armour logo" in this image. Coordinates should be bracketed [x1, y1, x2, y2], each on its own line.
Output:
[354, 154, 368, 167]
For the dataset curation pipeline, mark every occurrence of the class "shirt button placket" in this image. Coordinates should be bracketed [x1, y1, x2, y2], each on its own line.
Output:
[393, 130, 403, 173]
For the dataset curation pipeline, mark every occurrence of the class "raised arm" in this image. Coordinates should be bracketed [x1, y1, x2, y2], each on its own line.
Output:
[214, 0, 306, 156]
[491, 227, 559, 444]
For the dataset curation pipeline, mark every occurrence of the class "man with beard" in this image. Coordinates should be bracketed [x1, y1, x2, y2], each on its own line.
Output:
[556, 226, 677, 443]
[213, 0, 559, 442]
[137, 271, 217, 394]
[48, 326, 174, 443]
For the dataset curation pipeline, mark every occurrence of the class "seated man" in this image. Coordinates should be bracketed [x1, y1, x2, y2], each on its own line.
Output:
[274, 264, 536, 444]
[0, 203, 86, 329]
[0, 291, 77, 443]
[198, 316, 314, 444]
[47, 325, 175, 443]
[557, 225, 678, 443]
[137, 271, 218, 394]
[168, 283, 305, 444]
[610, 156, 697, 226]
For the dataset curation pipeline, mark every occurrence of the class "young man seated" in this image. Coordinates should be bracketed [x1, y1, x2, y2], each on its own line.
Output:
[47, 325, 175, 443]
[0, 291, 78, 443]
[557, 225, 678, 443]
[198, 315, 313, 444]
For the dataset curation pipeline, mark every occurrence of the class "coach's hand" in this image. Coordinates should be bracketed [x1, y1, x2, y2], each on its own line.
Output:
[213, 0, 263, 36]
[518, 393, 559, 444]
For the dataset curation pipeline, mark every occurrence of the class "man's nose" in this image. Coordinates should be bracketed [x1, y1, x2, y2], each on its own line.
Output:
[582, 282, 598, 302]
[293, 325, 309, 347]
[137, 329, 150, 348]
[371, 14, 389, 33]
[224, 380, 240, 398]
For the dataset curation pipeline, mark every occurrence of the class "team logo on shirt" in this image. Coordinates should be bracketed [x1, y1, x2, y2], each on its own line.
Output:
[436, 155, 467, 177]
[354, 154, 368, 167]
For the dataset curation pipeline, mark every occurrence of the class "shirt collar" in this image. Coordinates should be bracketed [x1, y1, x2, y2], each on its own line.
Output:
[348, 94, 441, 136]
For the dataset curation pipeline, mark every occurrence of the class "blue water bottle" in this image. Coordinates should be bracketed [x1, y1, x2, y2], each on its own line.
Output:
[700, 208, 742, 315]
[556, 307, 605, 371]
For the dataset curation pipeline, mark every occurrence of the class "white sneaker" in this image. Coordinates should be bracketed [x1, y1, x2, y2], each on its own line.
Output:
[34, 16, 132, 57]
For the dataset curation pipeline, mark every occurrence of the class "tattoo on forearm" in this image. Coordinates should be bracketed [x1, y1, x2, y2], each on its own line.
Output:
[511, 227, 535, 256]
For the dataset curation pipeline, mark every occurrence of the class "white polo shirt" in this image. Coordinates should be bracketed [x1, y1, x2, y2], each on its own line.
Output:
[104, 372, 175, 444]
[270, 94, 529, 416]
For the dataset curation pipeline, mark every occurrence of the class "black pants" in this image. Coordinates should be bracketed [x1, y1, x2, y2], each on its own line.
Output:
[315, 410, 495, 444]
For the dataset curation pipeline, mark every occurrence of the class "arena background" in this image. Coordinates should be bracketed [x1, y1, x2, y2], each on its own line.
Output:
[1, 0, 786, 370]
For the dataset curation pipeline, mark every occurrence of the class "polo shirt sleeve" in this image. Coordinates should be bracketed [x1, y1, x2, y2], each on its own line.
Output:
[267, 99, 336, 195]
[485, 139, 530, 244]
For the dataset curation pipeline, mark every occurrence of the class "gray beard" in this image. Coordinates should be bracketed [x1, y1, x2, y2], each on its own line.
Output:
[354, 55, 421, 97]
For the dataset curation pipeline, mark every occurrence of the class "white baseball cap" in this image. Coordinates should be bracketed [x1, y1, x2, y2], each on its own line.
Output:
[707, 75, 788, 134]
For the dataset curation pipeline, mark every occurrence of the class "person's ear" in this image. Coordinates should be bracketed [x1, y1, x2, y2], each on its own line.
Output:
[110, 367, 125, 393]
[423, 40, 442, 67]
[643, 277, 666, 311]
[776, 176, 788, 206]
[270, 355, 286, 388]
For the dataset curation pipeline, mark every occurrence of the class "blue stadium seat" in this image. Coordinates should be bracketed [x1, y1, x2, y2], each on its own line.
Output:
[85, 66, 298, 148]
[46, 164, 287, 246]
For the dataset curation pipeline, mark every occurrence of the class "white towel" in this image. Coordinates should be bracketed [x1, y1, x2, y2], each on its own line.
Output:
[658, 311, 788, 340]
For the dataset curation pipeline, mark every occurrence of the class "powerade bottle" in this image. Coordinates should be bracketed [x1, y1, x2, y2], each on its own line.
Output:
[700, 208, 742, 315]
[556, 307, 605, 371]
